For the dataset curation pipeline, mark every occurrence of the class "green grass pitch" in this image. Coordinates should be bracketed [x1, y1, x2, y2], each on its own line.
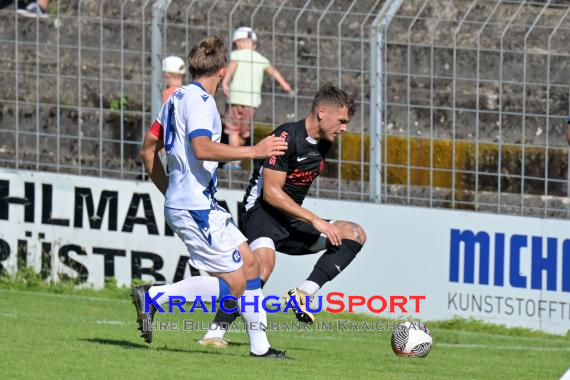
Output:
[0, 287, 568, 379]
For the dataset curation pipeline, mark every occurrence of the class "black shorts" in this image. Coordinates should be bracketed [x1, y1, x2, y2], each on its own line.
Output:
[240, 202, 322, 255]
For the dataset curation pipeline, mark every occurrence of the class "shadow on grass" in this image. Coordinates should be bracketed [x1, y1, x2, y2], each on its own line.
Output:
[81, 338, 148, 350]
[81, 338, 302, 359]
[81, 338, 229, 356]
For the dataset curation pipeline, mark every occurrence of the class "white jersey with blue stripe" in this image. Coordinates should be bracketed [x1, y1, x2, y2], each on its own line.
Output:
[158, 82, 221, 210]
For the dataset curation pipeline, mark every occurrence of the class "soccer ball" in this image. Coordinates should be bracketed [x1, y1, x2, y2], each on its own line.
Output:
[391, 321, 432, 357]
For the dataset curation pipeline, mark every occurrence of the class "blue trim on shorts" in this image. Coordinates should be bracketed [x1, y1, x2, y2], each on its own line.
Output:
[218, 278, 231, 298]
[246, 278, 261, 290]
[188, 209, 212, 245]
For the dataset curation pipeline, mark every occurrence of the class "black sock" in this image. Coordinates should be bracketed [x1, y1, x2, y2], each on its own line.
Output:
[307, 239, 362, 287]
[212, 297, 239, 328]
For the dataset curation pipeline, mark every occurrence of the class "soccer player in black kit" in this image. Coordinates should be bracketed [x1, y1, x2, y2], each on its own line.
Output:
[199, 85, 367, 348]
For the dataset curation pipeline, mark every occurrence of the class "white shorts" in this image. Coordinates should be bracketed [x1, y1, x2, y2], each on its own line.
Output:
[165, 205, 247, 273]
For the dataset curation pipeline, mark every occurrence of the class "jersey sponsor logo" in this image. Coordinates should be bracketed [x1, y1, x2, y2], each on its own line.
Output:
[173, 90, 184, 100]
[201, 95, 209, 102]
[296, 156, 308, 162]
[232, 250, 242, 263]
[269, 131, 290, 166]
[287, 169, 318, 185]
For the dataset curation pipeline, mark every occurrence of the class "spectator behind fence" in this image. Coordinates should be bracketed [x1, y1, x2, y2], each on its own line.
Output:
[222, 26, 293, 170]
[17, 0, 49, 18]
[162, 55, 186, 104]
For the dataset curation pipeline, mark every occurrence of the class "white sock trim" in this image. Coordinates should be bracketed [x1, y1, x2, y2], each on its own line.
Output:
[298, 280, 320, 296]
[203, 324, 226, 340]
[249, 237, 275, 252]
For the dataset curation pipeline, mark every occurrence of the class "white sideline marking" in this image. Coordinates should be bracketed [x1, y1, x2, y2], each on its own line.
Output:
[302, 333, 570, 352]
[437, 342, 570, 353]
[0, 309, 130, 326]
[96, 320, 128, 325]
[0, 288, 129, 303]
[435, 328, 561, 344]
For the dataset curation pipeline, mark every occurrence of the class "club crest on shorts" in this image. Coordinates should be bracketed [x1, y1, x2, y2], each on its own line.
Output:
[232, 250, 241, 263]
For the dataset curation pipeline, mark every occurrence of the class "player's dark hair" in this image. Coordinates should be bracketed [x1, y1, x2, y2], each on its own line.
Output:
[311, 85, 356, 117]
[188, 36, 227, 79]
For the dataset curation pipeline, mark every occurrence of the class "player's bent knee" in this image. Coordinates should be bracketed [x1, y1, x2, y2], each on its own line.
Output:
[334, 221, 353, 239]
[335, 221, 367, 246]
[354, 223, 367, 245]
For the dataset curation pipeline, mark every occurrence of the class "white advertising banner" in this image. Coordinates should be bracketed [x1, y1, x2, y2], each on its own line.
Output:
[0, 169, 242, 289]
[1, 169, 569, 335]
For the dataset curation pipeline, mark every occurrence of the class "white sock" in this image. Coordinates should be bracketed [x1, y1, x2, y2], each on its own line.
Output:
[203, 324, 226, 340]
[298, 280, 320, 296]
[148, 276, 219, 306]
[239, 287, 270, 355]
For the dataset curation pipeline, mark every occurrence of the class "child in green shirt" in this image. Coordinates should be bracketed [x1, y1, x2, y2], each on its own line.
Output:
[222, 26, 292, 169]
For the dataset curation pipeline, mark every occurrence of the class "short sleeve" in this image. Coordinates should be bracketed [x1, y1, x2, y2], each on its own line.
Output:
[149, 120, 163, 140]
[259, 53, 270, 70]
[182, 95, 215, 141]
[263, 129, 292, 172]
[155, 101, 168, 124]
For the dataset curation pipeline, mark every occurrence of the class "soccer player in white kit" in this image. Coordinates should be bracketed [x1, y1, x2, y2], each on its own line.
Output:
[135, 36, 288, 358]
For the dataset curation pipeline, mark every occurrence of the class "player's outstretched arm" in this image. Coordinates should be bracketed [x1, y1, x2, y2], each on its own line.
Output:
[140, 129, 168, 195]
[265, 65, 292, 94]
[263, 167, 342, 245]
[192, 135, 287, 162]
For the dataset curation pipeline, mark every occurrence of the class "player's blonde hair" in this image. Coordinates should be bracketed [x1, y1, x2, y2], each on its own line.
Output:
[187, 36, 227, 79]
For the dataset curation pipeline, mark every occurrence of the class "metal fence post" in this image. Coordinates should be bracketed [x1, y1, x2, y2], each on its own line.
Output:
[451, 0, 478, 208]
[498, 1, 527, 213]
[546, 7, 570, 217]
[360, 0, 383, 201]
[474, 1, 503, 211]
[521, 1, 552, 214]
[406, 0, 430, 204]
[293, 0, 312, 120]
[151, 0, 171, 121]
[369, 0, 402, 203]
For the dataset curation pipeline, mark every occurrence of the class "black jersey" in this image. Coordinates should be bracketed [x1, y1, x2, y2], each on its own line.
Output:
[242, 119, 331, 211]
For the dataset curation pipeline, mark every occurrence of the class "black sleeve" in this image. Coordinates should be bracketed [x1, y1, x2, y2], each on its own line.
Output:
[263, 128, 293, 172]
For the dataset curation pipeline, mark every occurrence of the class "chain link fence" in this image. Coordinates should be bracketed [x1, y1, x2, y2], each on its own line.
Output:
[0, 0, 384, 201]
[2, 0, 570, 218]
[374, 0, 570, 218]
